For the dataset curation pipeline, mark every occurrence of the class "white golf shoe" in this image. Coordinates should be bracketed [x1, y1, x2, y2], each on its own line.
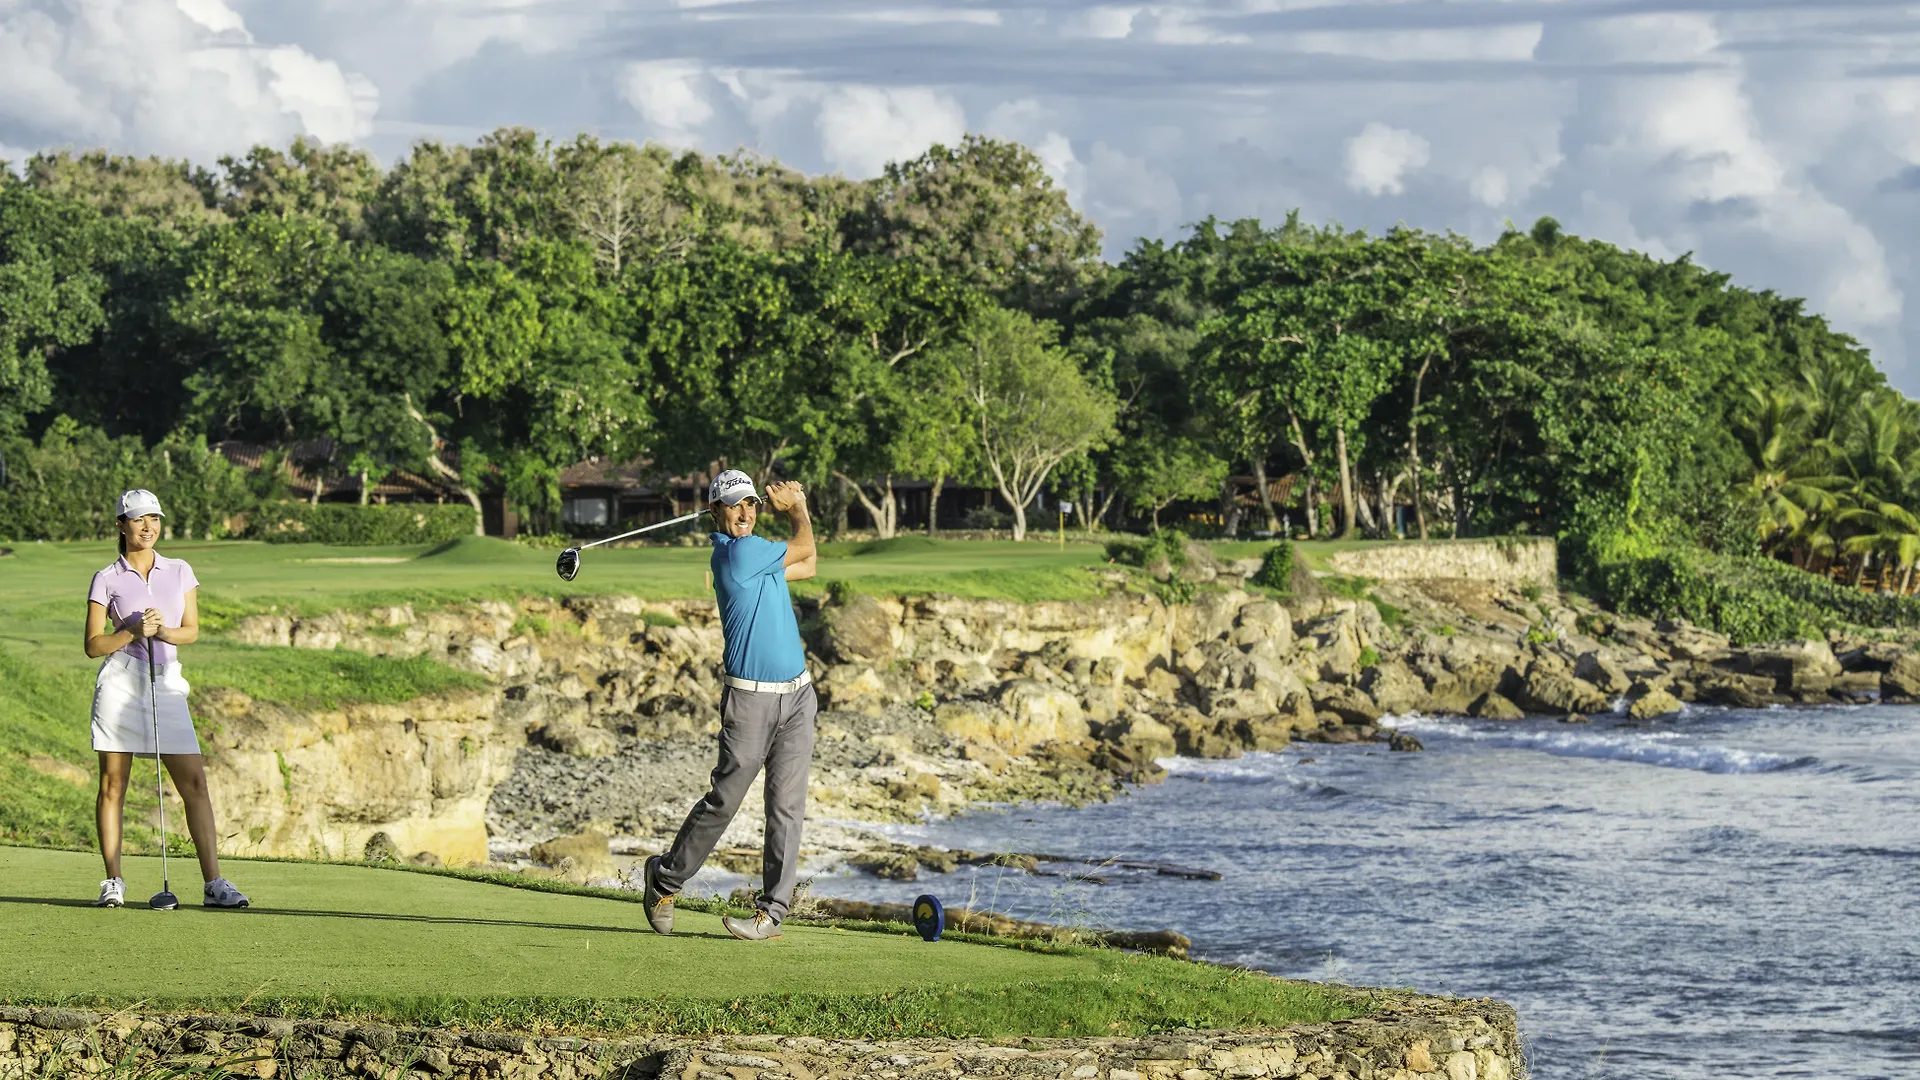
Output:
[203, 878, 249, 908]
[93, 877, 126, 908]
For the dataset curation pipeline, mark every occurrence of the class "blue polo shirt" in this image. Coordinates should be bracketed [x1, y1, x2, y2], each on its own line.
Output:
[710, 533, 806, 682]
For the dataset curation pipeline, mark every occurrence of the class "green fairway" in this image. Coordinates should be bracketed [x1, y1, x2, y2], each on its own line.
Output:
[0, 847, 1367, 1037]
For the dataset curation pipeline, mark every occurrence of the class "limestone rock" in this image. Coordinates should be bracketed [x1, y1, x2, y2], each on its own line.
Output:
[1884, 649, 1920, 701]
[1103, 712, 1178, 762]
[1573, 651, 1631, 694]
[1743, 639, 1843, 684]
[540, 722, 618, 759]
[993, 679, 1087, 748]
[1469, 692, 1525, 721]
[1231, 600, 1294, 651]
[824, 594, 898, 663]
[1234, 714, 1295, 752]
[1512, 661, 1611, 717]
[1702, 679, 1768, 709]
[850, 850, 920, 881]
[961, 740, 1013, 774]
[530, 831, 613, 878]
[1310, 683, 1384, 725]
[1388, 731, 1424, 752]
[1080, 684, 1122, 724]
[1628, 688, 1683, 720]
[1361, 661, 1430, 717]
[1663, 621, 1733, 661]
[363, 832, 402, 864]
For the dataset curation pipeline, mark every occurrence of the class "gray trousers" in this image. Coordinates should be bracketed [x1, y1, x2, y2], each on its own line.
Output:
[657, 683, 817, 922]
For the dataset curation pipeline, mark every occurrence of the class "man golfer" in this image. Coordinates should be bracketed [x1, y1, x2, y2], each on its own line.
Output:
[644, 470, 817, 940]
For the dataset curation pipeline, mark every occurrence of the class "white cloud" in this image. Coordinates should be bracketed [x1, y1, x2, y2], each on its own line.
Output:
[10, 0, 1920, 390]
[815, 86, 966, 177]
[621, 60, 715, 144]
[1345, 122, 1430, 197]
[0, 0, 374, 161]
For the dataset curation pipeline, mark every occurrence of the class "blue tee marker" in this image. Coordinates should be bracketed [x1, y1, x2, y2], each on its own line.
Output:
[914, 894, 945, 941]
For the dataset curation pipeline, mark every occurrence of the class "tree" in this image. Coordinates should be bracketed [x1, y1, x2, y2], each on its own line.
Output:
[442, 239, 649, 530]
[1205, 240, 1401, 539]
[1111, 427, 1227, 530]
[170, 212, 341, 443]
[216, 138, 382, 238]
[1731, 386, 1835, 552]
[313, 249, 459, 513]
[845, 135, 1101, 311]
[553, 137, 697, 278]
[21, 151, 221, 231]
[0, 186, 112, 442]
[953, 307, 1117, 541]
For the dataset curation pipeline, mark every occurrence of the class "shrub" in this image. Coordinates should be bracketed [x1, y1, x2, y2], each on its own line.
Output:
[0, 419, 257, 541]
[961, 506, 1012, 531]
[1105, 529, 1189, 572]
[1590, 545, 1920, 644]
[249, 503, 478, 545]
[1251, 541, 1295, 593]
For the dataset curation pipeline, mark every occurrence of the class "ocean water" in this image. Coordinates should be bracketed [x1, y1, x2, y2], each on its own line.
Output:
[810, 705, 1920, 1079]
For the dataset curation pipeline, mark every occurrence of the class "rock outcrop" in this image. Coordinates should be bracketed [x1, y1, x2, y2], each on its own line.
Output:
[211, 561, 1920, 873]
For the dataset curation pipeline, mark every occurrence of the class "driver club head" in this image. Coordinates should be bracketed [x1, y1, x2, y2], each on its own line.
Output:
[556, 547, 581, 582]
[149, 889, 179, 911]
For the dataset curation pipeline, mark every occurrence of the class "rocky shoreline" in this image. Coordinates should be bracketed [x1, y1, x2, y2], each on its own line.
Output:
[210, 543, 1920, 908]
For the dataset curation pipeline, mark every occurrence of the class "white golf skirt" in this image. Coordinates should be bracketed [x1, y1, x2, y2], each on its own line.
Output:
[91, 652, 200, 757]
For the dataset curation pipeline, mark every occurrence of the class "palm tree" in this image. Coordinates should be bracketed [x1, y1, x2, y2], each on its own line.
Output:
[1840, 501, 1920, 593]
[1732, 386, 1840, 553]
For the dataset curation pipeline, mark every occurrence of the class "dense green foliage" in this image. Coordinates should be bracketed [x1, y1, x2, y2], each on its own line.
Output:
[249, 502, 478, 545]
[1594, 547, 1920, 645]
[1251, 541, 1295, 593]
[3, 129, 1913, 618]
[0, 419, 256, 541]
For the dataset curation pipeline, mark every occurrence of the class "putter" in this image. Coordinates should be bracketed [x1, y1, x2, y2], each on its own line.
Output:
[556, 509, 707, 581]
[147, 647, 178, 912]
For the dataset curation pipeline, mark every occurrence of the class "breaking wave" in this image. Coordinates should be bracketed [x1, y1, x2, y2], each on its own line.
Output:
[1386, 716, 1816, 775]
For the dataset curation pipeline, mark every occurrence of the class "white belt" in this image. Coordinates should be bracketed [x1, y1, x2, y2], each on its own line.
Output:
[723, 671, 812, 694]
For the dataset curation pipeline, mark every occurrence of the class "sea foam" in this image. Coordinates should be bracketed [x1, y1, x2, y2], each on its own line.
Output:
[1386, 716, 1814, 774]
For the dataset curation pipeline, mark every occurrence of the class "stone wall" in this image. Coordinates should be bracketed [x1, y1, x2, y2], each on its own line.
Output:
[0, 999, 1524, 1080]
[1325, 540, 1555, 588]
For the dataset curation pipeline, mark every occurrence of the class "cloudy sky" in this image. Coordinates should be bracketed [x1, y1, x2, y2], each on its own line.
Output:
[4, 0, 1920, 388]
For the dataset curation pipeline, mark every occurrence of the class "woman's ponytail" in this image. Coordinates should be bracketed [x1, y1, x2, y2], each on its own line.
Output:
[117, 516, 127, 557]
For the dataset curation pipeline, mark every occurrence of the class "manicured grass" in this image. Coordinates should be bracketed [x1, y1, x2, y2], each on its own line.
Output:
[0, 847, 1370, 1038]
[186, 647, 486, 710]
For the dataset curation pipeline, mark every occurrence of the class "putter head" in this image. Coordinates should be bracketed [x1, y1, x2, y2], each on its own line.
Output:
[556, 547, 581, 582]
[149, 889, 179, 911]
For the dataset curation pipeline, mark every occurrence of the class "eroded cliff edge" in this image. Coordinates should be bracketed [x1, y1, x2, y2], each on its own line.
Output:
[192, 539, 1920, 876]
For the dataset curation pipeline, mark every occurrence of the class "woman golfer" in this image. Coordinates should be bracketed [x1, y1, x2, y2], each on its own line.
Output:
[84, 489, 248, 910]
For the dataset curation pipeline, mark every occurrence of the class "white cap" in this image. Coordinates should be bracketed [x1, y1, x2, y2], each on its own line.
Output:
[117, 489, 164, 519]
[708, 469, 759, 506]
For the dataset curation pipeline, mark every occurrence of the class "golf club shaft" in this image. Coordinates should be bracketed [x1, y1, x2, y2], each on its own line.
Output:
[574, 510, 705, 552]
[150, 649, 169, 894]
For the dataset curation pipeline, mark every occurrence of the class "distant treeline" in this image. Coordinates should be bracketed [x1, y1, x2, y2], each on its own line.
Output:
[0, 129, 1909, 590]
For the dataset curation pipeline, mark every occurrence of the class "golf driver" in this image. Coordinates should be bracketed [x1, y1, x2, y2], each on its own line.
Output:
[556, 509, 707, 581]
[147, 648, 178, 911]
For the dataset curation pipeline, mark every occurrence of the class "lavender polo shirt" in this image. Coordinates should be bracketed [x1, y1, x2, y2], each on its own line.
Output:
[88, 554, 200, 667]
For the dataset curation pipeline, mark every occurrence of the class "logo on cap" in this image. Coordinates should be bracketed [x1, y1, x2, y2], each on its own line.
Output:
[708, 470, 758, 506]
